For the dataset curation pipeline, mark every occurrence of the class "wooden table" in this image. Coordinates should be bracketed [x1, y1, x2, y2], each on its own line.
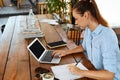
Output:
[0, 14, 95, 80]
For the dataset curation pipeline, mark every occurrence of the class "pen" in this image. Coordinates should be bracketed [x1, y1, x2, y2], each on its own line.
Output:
[75, 58, 82, 66]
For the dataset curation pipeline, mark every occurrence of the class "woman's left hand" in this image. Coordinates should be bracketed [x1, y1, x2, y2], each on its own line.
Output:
[68, 64, 82, 76]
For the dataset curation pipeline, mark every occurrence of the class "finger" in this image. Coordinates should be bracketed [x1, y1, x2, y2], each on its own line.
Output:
[58, 54, 62, 57]
[59, 53, 65, 57]
[52, 50, 58, 56]
[54, 53, 60, 57]
[59, 53, 66, 57]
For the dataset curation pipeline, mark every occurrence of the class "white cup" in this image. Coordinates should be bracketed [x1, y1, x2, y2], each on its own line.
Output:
[67, 23, 74, 29]
[41, 73, 54, 80]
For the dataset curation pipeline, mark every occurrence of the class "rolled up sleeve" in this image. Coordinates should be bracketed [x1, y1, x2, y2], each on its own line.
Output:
[101, 31, 118, 73]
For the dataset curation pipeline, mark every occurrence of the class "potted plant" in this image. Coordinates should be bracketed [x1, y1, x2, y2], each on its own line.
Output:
[46, 0, 68, 19]
[46, 0, 79, 23]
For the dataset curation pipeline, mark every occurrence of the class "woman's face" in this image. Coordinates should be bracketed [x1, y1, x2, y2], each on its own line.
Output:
[72, 10, 88, 29]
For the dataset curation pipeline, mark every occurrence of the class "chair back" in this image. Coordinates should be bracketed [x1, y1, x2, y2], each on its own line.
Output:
[67, 25, 83, 45]
[0, 0, 4, 7]
[37, 2, 48, 14]
[113, 28, 120, 48]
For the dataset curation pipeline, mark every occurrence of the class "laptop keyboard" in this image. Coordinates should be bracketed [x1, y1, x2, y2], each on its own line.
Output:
[41, 50, 53, 62]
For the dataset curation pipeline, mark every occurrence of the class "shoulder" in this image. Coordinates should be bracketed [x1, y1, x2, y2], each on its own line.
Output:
[101, 26, 117, 39]
[100, 25, 118, 44]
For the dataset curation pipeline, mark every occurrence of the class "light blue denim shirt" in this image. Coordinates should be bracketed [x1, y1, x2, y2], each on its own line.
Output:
[82, 24, 120, 80]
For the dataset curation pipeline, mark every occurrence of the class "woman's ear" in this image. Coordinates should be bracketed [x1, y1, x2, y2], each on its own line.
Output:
[83, 11, 89, 19]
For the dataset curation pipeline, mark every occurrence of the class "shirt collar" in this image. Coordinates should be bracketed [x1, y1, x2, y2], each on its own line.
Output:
[92, 24, 103, 35]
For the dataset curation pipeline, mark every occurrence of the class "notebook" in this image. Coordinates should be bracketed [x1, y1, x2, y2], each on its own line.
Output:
[27, 38, 61, 64]
[51, 63, 88, 80]
[47, 41, 67, 49]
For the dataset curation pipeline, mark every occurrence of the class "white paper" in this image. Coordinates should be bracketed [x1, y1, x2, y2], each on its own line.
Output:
[39, 19, 59, 25]
[51, 63, 88, 80]
[21, 28, 44, 38]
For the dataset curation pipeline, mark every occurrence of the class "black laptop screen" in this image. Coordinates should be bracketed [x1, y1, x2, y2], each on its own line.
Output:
[29, 40, 45, 59]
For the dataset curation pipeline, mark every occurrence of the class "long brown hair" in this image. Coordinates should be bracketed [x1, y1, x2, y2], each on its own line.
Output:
[73, 0, 109, 27]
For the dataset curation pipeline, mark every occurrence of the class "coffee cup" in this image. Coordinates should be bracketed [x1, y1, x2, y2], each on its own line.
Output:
[41, 72, 54, 80]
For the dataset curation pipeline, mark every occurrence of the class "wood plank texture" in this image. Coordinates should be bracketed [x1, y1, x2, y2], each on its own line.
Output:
[3, 16, 30, 80]
[0, 17, 16, 80]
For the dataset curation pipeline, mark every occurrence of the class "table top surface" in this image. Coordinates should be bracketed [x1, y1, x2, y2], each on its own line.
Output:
[0, 14, 95, 80]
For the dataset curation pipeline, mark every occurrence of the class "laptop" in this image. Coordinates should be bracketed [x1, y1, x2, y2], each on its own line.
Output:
[27, 38, 61, 64]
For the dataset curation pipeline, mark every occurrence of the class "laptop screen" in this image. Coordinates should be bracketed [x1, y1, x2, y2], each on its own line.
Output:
[29, 39, 45, 59]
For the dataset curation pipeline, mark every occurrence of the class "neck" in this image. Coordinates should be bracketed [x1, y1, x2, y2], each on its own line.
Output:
[88, 18, 99, 32]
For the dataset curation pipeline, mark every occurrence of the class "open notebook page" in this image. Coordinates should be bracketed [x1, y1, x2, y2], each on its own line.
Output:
[51, 63, 88, 80]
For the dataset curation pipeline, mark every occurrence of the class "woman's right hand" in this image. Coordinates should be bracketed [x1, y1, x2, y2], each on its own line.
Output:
[52, 50, 68, 57]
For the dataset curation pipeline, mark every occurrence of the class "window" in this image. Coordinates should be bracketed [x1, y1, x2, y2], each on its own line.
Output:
[96, 0, 120, 28]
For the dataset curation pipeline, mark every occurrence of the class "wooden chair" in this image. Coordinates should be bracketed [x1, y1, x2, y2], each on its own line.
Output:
[117, 35, 120, 48]
[67, 25, 84, 45]
[17, 0, 21, 8]
[0, 0, 4, 7]
[37, 2, 48, 14]
[113, 28, 120, 48]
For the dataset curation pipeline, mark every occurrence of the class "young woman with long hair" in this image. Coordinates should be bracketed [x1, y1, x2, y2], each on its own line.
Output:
[52, 0, 120, 80]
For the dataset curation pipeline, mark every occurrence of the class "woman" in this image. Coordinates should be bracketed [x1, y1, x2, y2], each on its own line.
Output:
[52, 0, 120, 80]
